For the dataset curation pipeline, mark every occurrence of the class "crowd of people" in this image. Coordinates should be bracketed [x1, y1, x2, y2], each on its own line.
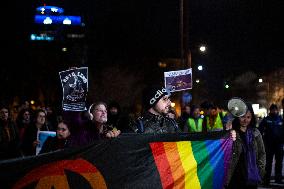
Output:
[0, 83, 284, 188]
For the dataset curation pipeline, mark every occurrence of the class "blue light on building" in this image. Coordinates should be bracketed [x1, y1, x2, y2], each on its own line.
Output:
[30, 34, 54, 41]
[36, 6, 64, 15]
[35, 15, 82, 25]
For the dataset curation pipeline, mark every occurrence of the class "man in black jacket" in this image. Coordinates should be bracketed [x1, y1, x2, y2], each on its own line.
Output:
[259, 104, 284, 185]
[131, 85, 180, 134]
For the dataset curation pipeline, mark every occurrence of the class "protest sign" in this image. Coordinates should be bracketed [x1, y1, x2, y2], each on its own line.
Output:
[164, 68, 192, 92]
[36, 131, 56, 155]
[59, 67, 88, 111]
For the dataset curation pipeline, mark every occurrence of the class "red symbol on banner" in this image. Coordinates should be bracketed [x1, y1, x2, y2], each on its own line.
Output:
[13, 159, 107, 189]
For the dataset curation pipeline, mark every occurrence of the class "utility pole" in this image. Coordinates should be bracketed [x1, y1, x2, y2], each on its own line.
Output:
[179, 0, 191, 111]
[180, 0, 184, 67]
[180, 0, 190, 69]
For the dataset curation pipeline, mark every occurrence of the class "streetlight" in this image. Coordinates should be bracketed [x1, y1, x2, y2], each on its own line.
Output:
[224, 81, 230, 89]
[188, 45, 207, 68]
[197, 65, 203, 71]
[199, 45, 206, 52]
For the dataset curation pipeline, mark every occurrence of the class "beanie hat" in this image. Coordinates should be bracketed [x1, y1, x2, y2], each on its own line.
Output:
[269, 104, 278, 110]
[142, 85, 171, 111]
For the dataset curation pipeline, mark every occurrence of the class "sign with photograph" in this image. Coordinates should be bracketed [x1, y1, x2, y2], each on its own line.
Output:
[59, 67, 88, 111]
[36, 131, 56, 155]
[164, 68, 192, 92]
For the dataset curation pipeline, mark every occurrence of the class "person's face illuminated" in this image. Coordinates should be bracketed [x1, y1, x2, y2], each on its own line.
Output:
[239, 111, 252, 128]
[56, 122, 71, 139]
[92, 104, 108, 123]
[23, 111, 30, 122]
[36, 112, 46, 126]
[154, 95, 171, 115]
[0, 108, 9, 121]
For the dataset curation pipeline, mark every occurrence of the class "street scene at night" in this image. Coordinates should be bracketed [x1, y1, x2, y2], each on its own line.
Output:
[0, 0, 284, 188]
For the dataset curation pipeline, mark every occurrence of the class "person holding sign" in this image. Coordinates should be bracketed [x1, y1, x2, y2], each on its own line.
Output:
[59, 67, 120, 147]
[21, 109, 52, 156]
[69, 101, 121, 147]
[39, 119, 71, 154]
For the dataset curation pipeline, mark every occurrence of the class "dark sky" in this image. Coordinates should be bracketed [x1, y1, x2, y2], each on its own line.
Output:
[9, 0, 283, 71]
[62, 0, 282, 86]
[62, 0, 283, 71]
[1, 0, 283, 105]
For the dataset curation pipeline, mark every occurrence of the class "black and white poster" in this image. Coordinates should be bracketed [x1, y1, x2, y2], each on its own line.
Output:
[59, 67, 88, 111]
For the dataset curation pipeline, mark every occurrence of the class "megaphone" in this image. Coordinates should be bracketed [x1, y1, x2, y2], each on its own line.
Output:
[227, 97, 247, 117]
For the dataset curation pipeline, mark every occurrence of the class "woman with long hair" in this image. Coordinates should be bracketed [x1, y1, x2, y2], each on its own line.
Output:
[226, 103, 266, 189]
[39, 119, 72, 154]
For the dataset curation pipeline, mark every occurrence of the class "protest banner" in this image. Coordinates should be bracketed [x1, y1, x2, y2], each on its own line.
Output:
[0, 132, 232, 189]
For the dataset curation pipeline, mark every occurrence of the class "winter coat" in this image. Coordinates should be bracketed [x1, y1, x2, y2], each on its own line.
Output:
[131, 111, 180, 134]
[225, 128, 266, 186]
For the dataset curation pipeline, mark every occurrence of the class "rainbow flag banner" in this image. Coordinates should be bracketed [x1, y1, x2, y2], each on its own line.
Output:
[0, 132, 232, 189]
[150, 139, 232, 189]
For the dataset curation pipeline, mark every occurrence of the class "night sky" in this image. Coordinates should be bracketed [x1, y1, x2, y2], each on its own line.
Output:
[61, 0, 283, 73]
[1, 0, 283, 107]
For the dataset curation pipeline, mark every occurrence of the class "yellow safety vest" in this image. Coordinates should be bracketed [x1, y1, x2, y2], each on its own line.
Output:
[187, 118, 203, 132]
[206, 112, 226, 132]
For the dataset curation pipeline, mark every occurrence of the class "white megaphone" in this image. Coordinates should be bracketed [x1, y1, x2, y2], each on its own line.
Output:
[223, 97, 248, 130]
[227, 97, 247, 117]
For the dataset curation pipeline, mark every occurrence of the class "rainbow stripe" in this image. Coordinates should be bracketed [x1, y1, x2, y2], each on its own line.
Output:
[150, 138, 232, 189]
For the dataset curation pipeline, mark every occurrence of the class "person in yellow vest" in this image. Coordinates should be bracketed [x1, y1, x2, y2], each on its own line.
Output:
[184, 105, 203, 132]
[202, 104, 227, 132]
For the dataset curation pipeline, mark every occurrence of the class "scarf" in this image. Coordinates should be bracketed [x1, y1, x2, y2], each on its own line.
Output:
[244, 128, 261, 185]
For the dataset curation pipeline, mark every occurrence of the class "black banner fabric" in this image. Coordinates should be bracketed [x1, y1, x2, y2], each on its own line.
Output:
[0, 132, 230, 189]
